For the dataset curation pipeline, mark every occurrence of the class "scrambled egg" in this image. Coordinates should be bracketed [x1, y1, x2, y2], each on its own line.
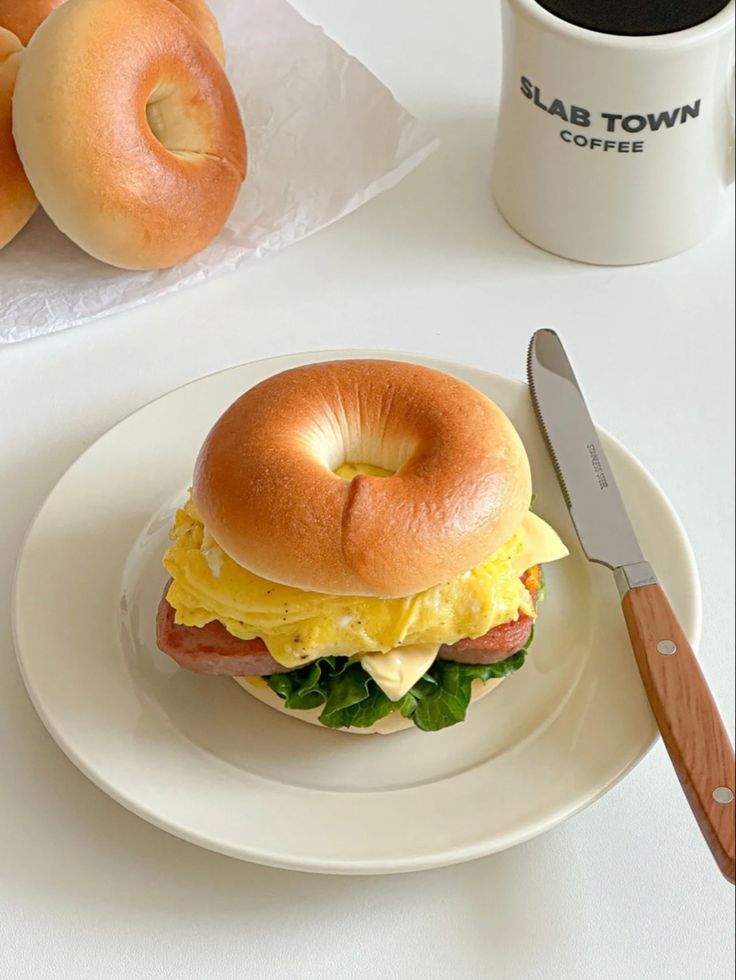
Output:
[162, 475, 566, 670]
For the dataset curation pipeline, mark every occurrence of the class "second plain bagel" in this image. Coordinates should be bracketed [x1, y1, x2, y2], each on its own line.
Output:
[0, 27, 36, 249]
[169, 0, 224, 64]
[12, 0, 246, 270]
[0, 0, 225, 58]
[194, 359, 533, 598]
[0, 0, 64, 45]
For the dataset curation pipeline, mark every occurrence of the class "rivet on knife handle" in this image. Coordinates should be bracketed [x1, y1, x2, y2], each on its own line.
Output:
[621, 583, 735, 884]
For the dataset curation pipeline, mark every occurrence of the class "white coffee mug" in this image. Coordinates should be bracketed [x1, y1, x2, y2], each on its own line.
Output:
[492, 0, 735, 264]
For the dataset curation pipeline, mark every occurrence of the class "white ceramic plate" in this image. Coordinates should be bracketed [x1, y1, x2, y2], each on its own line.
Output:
[13, 352, 701, 875]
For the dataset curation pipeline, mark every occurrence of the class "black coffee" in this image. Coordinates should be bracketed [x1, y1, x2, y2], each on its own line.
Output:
[534, 0, 730, 36]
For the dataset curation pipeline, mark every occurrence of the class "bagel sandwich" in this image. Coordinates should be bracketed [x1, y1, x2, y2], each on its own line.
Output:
[156, 360, 569, 734]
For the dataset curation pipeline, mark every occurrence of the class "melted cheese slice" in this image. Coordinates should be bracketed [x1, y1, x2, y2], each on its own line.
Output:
[360, 644, 441, 702]
[514, 512, 569, 575]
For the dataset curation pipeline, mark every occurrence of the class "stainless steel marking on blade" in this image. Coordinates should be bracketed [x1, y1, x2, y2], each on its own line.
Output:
[527, 329, 645, 571]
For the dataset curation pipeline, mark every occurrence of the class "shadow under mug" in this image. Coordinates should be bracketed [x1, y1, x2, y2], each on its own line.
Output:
[491, 0, 735, 264]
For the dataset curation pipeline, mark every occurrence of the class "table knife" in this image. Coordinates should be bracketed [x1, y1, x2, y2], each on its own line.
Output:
[527, 328, 735, 884]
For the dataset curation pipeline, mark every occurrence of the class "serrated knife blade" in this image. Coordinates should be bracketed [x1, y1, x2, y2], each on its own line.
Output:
[527, 328, 647, 577]
[526, 327, 735, 884]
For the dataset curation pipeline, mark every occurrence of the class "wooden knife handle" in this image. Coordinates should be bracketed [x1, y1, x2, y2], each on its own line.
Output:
[622, 584, 735, 883]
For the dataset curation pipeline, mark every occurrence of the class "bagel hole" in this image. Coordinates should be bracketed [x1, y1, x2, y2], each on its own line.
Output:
[334, 462, 394, 480]
[145, 82, 210, 156]
[303, 410, 417, 481]
[331, 431, 417, 481]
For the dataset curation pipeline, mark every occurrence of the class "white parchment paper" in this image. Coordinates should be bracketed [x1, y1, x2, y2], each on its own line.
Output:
[0, 0, 437, 344]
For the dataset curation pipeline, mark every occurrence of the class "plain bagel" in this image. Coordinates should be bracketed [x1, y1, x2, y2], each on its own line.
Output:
[12, 0, 246, 270]
[233, 675, 506, 735]
[194, 359, 533, 598]
[0, 0, 64, 45]
[0, 0, 225, 57]
[169, 0, 224, 63]
[0, 27, 36, 249]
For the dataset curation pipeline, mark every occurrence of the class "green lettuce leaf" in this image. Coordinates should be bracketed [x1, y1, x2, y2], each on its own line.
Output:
[265, 629, 534, 733]
[267, 660, 326, 710]
[321, 682, 398, 730]
[410, 646, 529, 732]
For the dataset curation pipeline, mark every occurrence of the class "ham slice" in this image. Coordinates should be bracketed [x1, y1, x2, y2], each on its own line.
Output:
[156, 570, 540, 675]
[436, 611, 533, 664]
[156, 593, 288, 676]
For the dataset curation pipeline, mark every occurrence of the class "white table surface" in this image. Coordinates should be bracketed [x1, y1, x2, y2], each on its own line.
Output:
[1, 1, 734, 977]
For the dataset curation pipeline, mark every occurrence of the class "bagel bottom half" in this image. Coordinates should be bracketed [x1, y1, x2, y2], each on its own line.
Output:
[233, 675, 506, 735]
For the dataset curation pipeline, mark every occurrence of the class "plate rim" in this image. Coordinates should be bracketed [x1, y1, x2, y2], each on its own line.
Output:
[11, 349, 702, 874]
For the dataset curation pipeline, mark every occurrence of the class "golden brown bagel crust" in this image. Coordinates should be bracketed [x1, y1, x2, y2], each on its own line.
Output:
[194, 360, 533, 597]
[0, 0, 223, 54]
[168, 0, 224, 64]
[0, 28, 36, 249]
[12, 0, 246, 270]
[0, 0, 64, 45]
[233, 675, 505, 735]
